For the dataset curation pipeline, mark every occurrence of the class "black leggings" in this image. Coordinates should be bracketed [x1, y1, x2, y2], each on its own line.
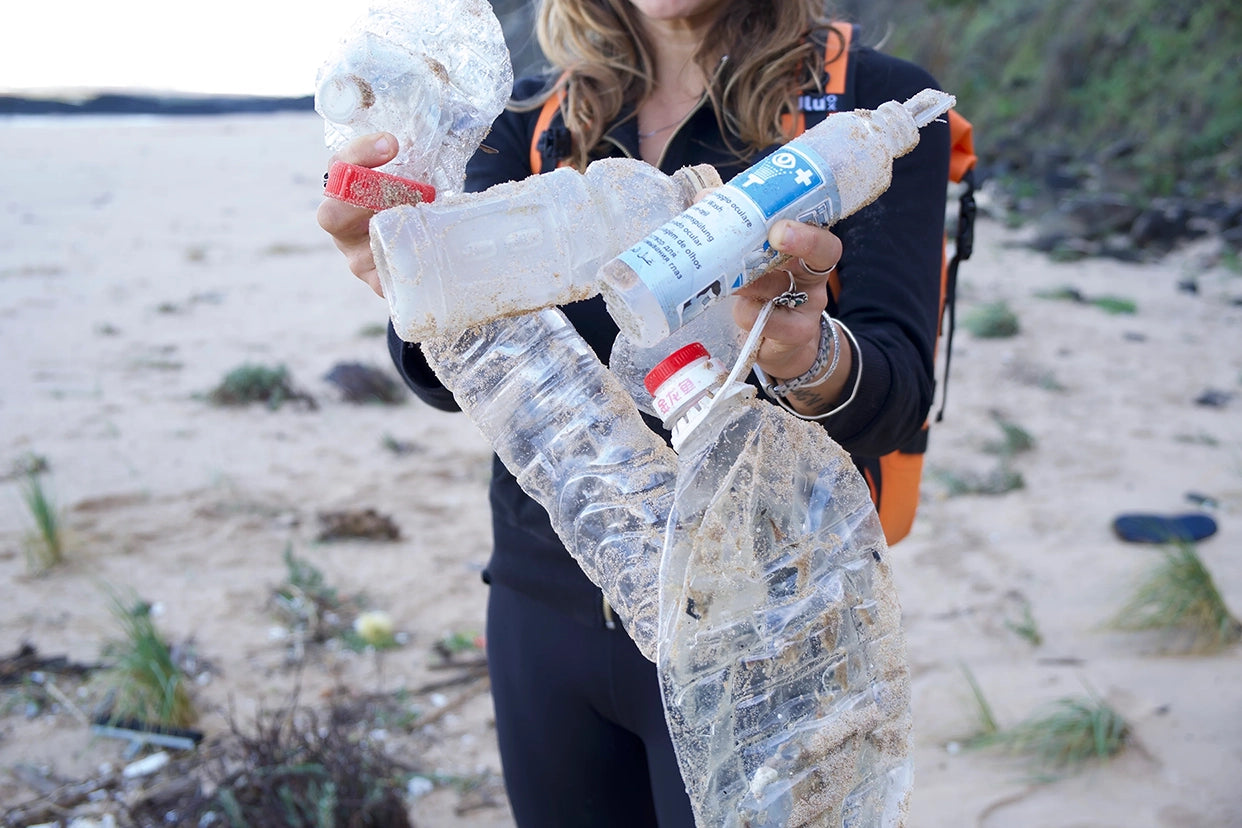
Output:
[486, 583, 696, 828]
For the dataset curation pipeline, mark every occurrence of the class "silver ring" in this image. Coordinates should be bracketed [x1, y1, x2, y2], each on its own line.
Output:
[799, 257, 837, 277]
[773, 268, 808, 308]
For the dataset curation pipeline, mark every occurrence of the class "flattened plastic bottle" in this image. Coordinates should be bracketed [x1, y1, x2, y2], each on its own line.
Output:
[419, 309, 677, 660]
[645, 343, 913, 827]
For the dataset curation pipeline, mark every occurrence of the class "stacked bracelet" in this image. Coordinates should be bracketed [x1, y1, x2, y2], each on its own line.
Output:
[765, 312, 841, 397]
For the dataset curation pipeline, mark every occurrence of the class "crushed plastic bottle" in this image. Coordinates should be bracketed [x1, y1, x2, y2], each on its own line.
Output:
[645, 343, 913, 827]
[602, 88, 955, 346]
[315, 0, 513, 198]
[419, 309, 681, 660]
[371, 160, 721, 342]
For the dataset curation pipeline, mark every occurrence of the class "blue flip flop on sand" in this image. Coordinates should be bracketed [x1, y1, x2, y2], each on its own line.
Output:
[1112, 512, 1218, 544]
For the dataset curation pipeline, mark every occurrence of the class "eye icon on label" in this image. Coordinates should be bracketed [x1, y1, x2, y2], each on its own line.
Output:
[772, 152, 797, 169]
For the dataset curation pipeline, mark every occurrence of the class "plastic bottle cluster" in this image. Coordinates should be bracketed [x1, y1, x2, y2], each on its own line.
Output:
[316, 5, 944, 823]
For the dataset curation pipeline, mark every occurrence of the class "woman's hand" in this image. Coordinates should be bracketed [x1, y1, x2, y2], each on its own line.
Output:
[734, 221, 842, 373]
[316, 132, 399, 296]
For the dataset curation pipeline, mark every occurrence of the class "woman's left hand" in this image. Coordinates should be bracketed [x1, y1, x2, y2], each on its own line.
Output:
[733, 219, 842, 381]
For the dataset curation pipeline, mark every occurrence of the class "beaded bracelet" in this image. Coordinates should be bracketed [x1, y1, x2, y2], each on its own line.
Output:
[753, 317, 864, 421]
[764, 312, 841, 396]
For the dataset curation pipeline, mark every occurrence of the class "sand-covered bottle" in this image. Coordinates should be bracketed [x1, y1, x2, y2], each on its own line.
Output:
[419, 309, 678, 660]
[645, 343, 914, 826]
[315, 0, 513, 202]
[371, 161, 721, 342]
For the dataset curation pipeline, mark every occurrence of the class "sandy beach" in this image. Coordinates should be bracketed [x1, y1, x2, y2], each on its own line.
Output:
[1, 111, 1240, 826]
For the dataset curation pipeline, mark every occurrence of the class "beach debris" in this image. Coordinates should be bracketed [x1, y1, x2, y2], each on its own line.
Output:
[269, 545, 363, 654]
[323, 360, 406, 404]
[316, 507, 401, 541]
[1112, 512, 1218, 544]
[121, 751, 171, 778]
[0, 642, 100, 685]
[92, 718, 204, 757]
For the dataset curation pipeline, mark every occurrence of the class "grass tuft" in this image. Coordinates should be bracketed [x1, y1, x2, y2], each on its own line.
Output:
[205, 363, 317, 410]
[997, 694, 1130, 779]
[1110, 541, 1242, 653]
[1005, 596, 1043, 647]
[983, 412, 1036, 458]
[962, 301, 1020, 338]
[959, 663, 1001, 745]
[100, 588, 197, 728]
[19, 469, 65, 573]
[959, 669, 1130, 780]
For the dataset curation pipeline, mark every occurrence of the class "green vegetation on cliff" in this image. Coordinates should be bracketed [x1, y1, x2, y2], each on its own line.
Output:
[863, 0, 1242, 202]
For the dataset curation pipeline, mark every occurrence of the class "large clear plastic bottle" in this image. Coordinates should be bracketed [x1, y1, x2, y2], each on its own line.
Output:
[419, 309, 678, 661]
[645, 343, 913, 827]
[371, 161, 721, 342]
[314, 0, 513, 197]
[602, 89, 955, 346]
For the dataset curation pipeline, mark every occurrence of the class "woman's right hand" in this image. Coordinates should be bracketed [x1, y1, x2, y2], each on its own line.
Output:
[316, 132, 399, 296]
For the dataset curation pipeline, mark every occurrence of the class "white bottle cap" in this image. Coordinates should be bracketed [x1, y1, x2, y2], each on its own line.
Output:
[645, 343, 733, 448]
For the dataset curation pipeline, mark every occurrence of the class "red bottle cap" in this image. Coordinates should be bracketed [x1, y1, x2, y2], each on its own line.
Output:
[644, 342, 710, 395]
[324, 160, 436, 210]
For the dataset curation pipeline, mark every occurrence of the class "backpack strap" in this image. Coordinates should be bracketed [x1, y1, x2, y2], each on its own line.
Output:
[530, 82, 570, 175]
[782, 22, 856, 137]
[935, 110, 978, 422]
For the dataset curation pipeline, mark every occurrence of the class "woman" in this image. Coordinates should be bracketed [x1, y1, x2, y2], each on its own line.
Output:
[318, 1, 949, 824]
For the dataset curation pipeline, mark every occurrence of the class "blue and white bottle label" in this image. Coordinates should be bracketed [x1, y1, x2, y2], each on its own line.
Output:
[616, 143, 841, 335]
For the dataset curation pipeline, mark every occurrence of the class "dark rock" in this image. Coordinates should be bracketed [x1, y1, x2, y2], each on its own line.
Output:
[1194, 389, 1233, 408]
[324, 362, 406, 404]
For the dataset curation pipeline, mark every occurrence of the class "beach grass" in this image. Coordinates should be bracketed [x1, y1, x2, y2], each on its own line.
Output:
[19, 469, 65, 573]
[205, 363, 316, 410]
[1005, 597, 1043, 647]
[996, 694, 1130, 780]
[101, 588, 196, 729]
[1110, 541, 1242, 653]
[983, 412, 1036, 459]
[961, 668, 1130, 779]
[959, 664, 1001, 746]
[962, 300, 1020, 338]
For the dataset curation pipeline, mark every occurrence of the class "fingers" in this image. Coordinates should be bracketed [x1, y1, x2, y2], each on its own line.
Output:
[333, 131, 399, 167]
[769, 219, 842, 277]
[318, 132, 400, 296]
[730, 221, 843, 379]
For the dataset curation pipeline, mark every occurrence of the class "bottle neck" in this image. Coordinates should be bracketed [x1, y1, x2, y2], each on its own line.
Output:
[645, 346, 750, 452]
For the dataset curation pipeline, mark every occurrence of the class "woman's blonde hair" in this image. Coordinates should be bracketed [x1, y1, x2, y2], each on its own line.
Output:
[524, 0, 840, 169]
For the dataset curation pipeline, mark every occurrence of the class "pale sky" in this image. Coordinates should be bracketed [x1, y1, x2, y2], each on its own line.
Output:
[3, 0, 377, 96]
